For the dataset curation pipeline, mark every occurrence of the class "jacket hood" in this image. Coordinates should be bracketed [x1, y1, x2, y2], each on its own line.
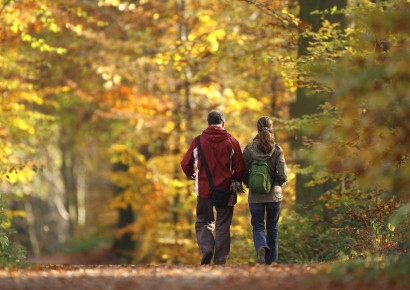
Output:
[248, 135, 275, 161]
[201, 125, 230, 143]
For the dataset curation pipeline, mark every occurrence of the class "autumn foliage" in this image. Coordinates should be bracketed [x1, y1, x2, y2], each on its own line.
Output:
[0, 1, 408, 284]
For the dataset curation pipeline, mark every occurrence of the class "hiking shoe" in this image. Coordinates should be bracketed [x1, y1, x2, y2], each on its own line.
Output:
[257, 247, 266, 264]
[201, 251, 213, 265]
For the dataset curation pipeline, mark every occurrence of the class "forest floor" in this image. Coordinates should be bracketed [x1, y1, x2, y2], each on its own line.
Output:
[0, 263, 407, 290]
[0, 249, 406, 290]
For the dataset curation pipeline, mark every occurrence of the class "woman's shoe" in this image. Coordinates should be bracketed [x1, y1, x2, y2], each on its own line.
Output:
[257, 247, 266, 264]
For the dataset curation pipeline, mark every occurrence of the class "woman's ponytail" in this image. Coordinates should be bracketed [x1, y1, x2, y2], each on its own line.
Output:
[256, 117, 275, 154]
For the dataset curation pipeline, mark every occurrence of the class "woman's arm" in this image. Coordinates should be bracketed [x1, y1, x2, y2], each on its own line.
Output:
[274, 145, 288, 186]
[242, 145, 253, 187]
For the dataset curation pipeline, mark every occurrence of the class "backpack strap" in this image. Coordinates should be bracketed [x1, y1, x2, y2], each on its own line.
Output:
[197, 136, 214, 190]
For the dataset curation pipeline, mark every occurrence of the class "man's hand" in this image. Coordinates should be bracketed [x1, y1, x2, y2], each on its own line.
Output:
[230, 180, 245, 194]
[189, 172, 197, 180]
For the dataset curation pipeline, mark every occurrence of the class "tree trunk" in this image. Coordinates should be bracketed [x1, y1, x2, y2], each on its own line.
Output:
[24, 200, 41, 257]
[60, 146, 78, 235]
[293, 0, 347, 207]
[112, 162, 136, 263]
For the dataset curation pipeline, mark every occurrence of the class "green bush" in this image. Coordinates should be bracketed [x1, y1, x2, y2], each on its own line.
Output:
[0, 195, 27, 267]
[278, 188, 408, 264]
[321, 251, 410, 286]
[279, 206, 342, 264]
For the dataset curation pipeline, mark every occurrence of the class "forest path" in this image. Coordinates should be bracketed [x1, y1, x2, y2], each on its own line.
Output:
[0, 264, 404, 290]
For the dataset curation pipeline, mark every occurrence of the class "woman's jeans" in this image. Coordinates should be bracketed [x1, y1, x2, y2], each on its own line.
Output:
[249, 202, 281, 264]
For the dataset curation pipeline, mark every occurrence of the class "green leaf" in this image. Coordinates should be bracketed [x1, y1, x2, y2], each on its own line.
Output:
[390, 202, 410, 227]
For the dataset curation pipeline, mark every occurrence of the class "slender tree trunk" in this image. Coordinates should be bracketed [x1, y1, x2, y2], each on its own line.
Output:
[174, 0, 196, 255]
[112, 162, 135, 263]
[60, 146, 78, 235]
[271, 74, 286, 118]
[174, 0, 190, 261]
[77, 165, 86, 227]
[25, 200, 41, 257]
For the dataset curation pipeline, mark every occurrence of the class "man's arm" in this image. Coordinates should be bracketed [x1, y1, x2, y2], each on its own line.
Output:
[180, 139, 196, 180]
[231, 140, 245, 183]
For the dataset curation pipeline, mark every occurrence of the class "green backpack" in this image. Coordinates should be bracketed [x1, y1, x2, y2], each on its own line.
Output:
[249, 160, 274, 194]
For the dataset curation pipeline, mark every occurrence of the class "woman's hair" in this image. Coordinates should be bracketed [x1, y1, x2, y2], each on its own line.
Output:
[256, 116, 275, 154]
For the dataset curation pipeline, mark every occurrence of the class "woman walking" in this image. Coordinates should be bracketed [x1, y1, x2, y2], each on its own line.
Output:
[243, 116, 288, 264]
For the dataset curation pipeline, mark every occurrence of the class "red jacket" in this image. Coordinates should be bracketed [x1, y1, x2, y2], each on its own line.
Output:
[181, 126, 245, 199]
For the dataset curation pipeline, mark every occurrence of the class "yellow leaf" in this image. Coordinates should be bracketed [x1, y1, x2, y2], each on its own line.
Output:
[162, 121, 175, 134]
[208, 29, 226, 52]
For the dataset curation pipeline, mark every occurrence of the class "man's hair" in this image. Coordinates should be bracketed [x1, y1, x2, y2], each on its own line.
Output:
[207, 110, 225, 125]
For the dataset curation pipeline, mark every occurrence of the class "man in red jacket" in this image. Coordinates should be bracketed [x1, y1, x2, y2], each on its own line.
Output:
[181, 110, 245, 265]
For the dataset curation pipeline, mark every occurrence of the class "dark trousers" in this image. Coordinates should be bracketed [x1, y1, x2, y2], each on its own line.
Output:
[195, 196, 233, 265]
[249, 202, 281, 264]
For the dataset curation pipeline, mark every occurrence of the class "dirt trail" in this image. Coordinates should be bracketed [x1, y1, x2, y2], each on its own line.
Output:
[0, 264, 404, 290]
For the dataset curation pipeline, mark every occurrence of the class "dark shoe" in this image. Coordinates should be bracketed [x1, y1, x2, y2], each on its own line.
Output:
[257, 247, 266, 264]
[201, 251, 213, 265]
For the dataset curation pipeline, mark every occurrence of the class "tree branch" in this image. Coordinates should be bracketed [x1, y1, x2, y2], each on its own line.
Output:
[239, 0, 300, 29]
[0, 0, 11, 15]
